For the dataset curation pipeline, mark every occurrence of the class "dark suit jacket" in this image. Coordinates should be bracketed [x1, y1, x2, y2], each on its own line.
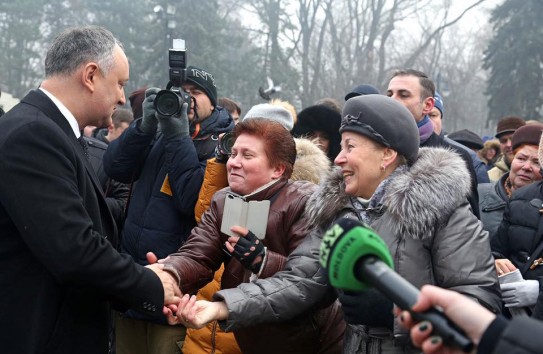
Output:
[0, 90, 164, 354]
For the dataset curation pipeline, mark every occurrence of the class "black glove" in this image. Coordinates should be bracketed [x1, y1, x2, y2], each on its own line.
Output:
[231, 231, 265, 273]
[157, 102, 189, 139]
[214, 144, 229, 163]
[339, 289, 394, 329]
[139, 88, 160, 134]
[214, 132, 233, 164]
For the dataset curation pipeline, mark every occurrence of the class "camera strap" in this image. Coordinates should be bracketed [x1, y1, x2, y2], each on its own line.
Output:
[191, 123, 201, 139]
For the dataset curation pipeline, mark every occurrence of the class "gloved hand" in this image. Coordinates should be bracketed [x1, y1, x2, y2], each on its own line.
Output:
[214, 133, 231, 164]
[501, 279, 540, 308]
[231, 230, 265, 273]
[157, 102, 189, 139]
[339, 289, 393, 328]
[139, 87, 160, 134]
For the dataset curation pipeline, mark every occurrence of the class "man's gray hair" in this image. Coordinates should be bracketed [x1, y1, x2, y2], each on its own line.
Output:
[45, 25, 123, 77]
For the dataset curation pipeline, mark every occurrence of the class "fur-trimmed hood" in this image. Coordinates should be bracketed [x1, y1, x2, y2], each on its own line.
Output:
[291, 137, 331, 184]
[306, 147, 471, 240]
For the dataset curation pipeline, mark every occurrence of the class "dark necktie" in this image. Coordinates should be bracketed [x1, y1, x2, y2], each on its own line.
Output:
[78, 136, 89, 160]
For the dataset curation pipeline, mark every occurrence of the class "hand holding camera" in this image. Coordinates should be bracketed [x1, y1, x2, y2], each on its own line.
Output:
[139, 88, 161, 134]
[156, 101, 190, 139]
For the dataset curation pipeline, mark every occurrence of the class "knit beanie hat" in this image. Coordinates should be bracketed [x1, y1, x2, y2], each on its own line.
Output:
[448, 129, 484, 150]
[185, 66, 218, 107]
[495, 116, 526, 138]
[511, 124, 543, 151]
[434, 92, 444, 118]
[243, 103, 294, 131]
[340, 95, 419, 164]
[344, 84, 380, 101]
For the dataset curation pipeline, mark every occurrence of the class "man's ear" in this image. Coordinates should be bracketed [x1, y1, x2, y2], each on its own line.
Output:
[82, 62, 99, 93]
[422, 96, 435, 115]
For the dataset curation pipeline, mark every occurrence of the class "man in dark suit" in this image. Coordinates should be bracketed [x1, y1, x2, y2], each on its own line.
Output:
[0, 26, 181, 354]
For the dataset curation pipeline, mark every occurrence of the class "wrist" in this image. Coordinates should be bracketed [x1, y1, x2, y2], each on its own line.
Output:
[215, 301, 229, 320]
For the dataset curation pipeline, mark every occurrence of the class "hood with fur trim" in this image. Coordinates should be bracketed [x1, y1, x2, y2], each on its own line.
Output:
[291, 137, 331, 184]
[306, 147, 471, 241]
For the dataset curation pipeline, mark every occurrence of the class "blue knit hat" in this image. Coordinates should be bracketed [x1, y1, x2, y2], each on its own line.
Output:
[434, 92, 444, 119]
[344, 84, 380, 101]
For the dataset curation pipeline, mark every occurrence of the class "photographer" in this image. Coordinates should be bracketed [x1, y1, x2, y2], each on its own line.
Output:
[103, 65, 234, 354]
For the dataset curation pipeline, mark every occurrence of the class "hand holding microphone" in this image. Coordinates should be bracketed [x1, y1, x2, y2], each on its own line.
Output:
[319, 218, 474, 353]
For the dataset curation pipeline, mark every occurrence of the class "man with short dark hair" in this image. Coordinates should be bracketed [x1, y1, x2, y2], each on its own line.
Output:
[387, 69, 481, 217]
[104, 65, 234, 353]
[218, 97, 241, 124]
[0, 25, 181, 354]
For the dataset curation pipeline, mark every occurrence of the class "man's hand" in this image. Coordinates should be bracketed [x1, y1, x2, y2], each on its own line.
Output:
[157, 102, 189, 139]
[140, 88, 160, 134]
[145, 251, 180, 315]
[166, 294, 229, 328]
[146, 263, 182, 306]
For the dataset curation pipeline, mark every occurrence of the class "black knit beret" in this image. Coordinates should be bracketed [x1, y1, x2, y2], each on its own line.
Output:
[340, 95, 419, 164]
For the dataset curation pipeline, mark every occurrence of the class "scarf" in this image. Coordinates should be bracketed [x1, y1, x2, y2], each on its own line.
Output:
[418, 115, 434, 144]
[350, 165, 408, 225]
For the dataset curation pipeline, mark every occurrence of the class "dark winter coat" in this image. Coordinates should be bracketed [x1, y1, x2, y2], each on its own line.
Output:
[422, 132, 480, 219]
[84, 135, 129, 235]
[478, 173, 509, 242]
[492, 180, 543, 280]
[0, 89, 164, 354]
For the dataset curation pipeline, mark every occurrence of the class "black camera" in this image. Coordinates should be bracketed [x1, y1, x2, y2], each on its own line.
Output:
[215, 132, 235, 163]
[154, 39, 191, 117]
[217, 132, 235, 156]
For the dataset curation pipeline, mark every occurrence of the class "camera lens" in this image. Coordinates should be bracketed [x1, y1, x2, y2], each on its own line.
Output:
[154, 90, 181, 117]
[218, 132, 235, 155]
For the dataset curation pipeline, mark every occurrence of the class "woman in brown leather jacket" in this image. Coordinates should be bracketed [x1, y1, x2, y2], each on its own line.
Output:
[162, 118, 345, 354]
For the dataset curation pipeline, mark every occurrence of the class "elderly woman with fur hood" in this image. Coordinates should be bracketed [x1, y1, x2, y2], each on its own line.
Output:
[172, 95, 500, 354]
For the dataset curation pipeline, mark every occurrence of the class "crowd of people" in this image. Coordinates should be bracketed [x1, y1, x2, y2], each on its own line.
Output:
[2, 25, 543, 354]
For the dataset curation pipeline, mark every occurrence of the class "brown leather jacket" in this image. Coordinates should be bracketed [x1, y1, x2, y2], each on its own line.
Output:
[163, 178, 345, 353]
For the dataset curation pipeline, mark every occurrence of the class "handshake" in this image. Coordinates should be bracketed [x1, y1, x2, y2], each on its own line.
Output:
[143, 226, 265, 325]
[139, 87, 190, 139]
[144, 251, 230, 328]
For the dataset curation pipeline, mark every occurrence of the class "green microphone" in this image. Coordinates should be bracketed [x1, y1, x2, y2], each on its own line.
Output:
[319, 218, 474, 353]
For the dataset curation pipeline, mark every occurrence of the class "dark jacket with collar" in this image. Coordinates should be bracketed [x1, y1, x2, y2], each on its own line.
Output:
[492, 181, 543, 280]
[84, 135, 129, 235]
[422, 132, 480, 218]
[478, 173, 509, 242]
[0, 89, 164, 354]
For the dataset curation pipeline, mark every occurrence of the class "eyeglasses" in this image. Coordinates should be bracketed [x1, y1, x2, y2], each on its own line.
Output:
[499, 136, 513, 144]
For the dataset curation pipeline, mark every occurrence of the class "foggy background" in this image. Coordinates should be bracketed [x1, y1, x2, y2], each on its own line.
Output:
[0, 0, 541, 137]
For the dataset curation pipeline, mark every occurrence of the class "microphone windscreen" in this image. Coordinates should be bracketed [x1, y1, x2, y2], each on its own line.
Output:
[319, 217, 393, 291]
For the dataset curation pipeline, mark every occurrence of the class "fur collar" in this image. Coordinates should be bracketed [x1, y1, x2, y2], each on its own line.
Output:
[306, 147, 471, 240]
